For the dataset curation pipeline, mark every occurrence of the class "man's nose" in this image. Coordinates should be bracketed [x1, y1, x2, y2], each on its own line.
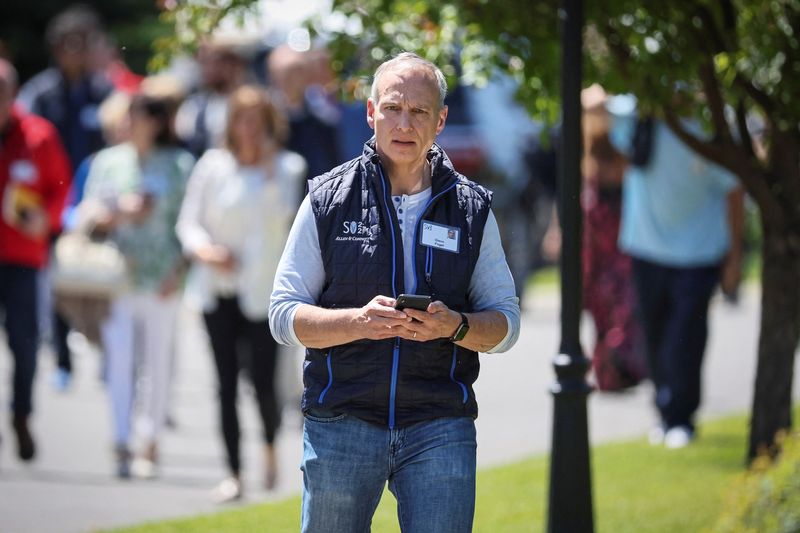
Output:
[397, 110, 412, 130]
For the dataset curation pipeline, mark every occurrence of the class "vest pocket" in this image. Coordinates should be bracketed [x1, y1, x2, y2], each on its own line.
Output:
[318, 349, 334, 404]
[450, 346, 469, 404]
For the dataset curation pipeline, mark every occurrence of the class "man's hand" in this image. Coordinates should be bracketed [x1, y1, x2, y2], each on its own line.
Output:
[401, 302, 509, 352]
[721, 251, 742, 302]
[398, 300, 461, 342]
[355, 295, 412, 340]
[293, 295, 412, 348]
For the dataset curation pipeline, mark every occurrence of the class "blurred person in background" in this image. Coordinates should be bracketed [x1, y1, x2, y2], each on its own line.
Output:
[88, 32, 143, 95]
[78, 83, 194, 478]
[0, 58, 72, 462]
[17, 4, 114, 391]
[580, 85, 647, 391]
[174, 39, 249, 158]
[62, 91, 132, 235]
[17, 4, 113, 167]
[608, 93, 744, 448]
[53, 90, 132, 351]
[267, 44, 341, 201]
[177, 85, 306, 502]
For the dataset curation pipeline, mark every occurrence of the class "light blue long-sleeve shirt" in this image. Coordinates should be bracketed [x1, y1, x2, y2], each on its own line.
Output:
[270, 188, 520, 353]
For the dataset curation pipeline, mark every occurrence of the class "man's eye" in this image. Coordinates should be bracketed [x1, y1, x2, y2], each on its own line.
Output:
[413, 108, 428, 114]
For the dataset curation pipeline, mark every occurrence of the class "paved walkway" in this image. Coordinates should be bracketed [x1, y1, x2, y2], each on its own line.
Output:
[0, 285, 797, 532]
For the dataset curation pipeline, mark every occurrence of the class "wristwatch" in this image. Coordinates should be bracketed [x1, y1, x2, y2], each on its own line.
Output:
[450, 312, 470, 342]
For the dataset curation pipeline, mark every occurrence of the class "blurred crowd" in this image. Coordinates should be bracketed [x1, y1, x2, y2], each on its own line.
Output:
[0, 3, 360, 501]
[0, 1, 744, 504]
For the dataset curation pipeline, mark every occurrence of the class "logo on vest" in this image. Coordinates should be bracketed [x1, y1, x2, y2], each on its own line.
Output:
[336, 220, 373, 242]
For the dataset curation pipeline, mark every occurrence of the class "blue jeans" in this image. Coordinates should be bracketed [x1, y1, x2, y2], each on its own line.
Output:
[301, 412, 477, 533]
[0, 264, 39, 416]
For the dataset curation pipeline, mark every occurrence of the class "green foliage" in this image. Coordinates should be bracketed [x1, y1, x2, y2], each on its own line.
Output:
[149, 0, 260, 71]
[711, 431, 800, 533]
[151, 0, 799, 138]
[318, 0, 562, 120]
[307, 0, 800, 136]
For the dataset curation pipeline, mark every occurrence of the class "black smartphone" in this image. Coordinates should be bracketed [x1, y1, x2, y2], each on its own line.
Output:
[395, 294, 432, 311]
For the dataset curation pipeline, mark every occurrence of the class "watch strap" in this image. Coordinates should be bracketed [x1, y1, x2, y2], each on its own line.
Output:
[450, 312, 470, 342]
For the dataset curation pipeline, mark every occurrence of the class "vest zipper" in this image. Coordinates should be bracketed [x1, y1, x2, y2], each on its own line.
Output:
[318, 349, 334, 404]
[425, 247, 433, 285]
[377, 164, 402, 428]
[450, 346, 469, 404]
[378, 165, 459, 427]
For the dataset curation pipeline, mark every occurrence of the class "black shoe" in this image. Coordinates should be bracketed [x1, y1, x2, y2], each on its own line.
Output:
[12, 415, 36, 461]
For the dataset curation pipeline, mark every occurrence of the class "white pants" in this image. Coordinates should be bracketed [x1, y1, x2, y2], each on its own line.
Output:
[102, 292, 178, 446]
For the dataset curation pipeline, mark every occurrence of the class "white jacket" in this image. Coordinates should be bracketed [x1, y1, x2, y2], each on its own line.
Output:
[176, 148, 306, 320]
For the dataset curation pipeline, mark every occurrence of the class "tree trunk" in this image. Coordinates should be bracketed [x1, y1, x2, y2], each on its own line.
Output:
[747, 224, 800, 461]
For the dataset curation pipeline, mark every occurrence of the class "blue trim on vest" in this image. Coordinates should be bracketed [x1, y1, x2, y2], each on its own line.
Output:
[410, 181, 458, 293]
[389, 340, 401, 428]
[318, 349, 334, 404]
[377, 163, 403, 428]
[450, 346, 469, 404]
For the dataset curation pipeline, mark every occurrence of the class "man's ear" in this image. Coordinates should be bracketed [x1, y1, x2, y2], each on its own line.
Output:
[435, 105, 448, 135]
[367, 98, 376, 130]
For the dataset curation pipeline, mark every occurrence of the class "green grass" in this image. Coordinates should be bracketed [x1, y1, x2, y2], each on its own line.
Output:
[108, 411, 779, 533]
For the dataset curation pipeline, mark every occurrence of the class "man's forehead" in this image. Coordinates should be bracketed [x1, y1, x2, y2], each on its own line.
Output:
[375, 66, 439, 101]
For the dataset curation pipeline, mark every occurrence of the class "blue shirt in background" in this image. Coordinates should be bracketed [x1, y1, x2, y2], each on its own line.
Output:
[608, 96, 738, 267]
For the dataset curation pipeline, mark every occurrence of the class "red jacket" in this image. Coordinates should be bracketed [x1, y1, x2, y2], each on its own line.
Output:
[0, 106, 72, 268]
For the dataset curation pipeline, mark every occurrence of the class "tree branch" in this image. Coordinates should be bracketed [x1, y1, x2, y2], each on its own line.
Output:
[770, 131, 800, 219]
[734, 100, 755, 159]
[734, 74, 776, 116]
[687, 6, 736, 147]
[698, 61, 734, 145]
[662, 109, 725, 165]
[694, 4, 729, 54]
[600, 21, 633, 83]
[662, 108, 783, 227]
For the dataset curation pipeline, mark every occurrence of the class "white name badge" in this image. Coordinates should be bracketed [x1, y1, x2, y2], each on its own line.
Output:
[420, 221, 460, 253]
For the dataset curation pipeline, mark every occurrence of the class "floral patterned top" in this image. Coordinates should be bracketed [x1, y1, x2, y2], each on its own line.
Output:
[82, 142, 194, 292]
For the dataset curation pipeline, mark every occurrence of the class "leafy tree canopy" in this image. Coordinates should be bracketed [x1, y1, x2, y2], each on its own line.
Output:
[313, 1, 798, 164]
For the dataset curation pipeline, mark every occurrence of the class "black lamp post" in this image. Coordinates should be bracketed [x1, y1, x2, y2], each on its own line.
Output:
[546, 0, 595, 531]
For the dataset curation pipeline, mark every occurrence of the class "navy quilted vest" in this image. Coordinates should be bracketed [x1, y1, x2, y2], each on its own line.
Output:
[303, 140, 492, 428]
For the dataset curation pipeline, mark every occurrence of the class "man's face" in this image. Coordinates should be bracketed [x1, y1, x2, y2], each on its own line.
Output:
[53, 32, 94, 76]
[367, 66, 447, 170]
